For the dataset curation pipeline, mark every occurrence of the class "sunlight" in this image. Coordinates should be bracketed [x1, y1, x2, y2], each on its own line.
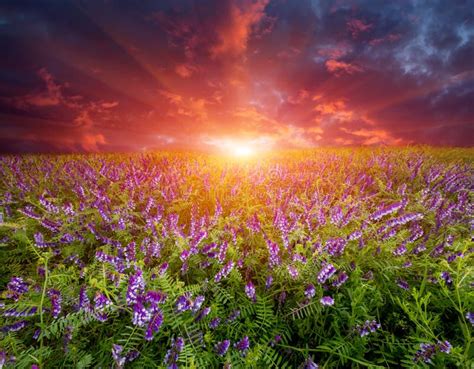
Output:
[204, 137, 273, 158]
[230, 143, 254, 157]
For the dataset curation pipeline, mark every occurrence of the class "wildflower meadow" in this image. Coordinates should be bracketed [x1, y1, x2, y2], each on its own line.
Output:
[0, 148, 472, 368]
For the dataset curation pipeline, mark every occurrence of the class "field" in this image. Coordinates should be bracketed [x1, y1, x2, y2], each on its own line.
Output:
[0, 148, 472, 368]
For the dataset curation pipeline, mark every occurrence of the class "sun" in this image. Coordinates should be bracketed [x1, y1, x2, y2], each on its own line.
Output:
[231, 144, 254, 157]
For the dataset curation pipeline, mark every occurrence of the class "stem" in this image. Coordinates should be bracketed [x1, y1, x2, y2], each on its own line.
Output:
[38, 256, 49, 366]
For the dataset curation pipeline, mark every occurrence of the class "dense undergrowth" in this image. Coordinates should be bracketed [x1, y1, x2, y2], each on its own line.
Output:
[0, 148, 473, 368]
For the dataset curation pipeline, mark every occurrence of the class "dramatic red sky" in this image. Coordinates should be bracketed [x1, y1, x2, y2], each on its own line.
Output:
[0, 0, 473, 152]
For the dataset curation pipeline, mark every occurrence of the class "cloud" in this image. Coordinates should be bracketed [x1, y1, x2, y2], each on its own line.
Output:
[346, 18, 373, 38]
[210, 0, 270, 58]
[325, 59, 363, 75]
[175, 64, 196, 78]
[4, 68, 65, 109]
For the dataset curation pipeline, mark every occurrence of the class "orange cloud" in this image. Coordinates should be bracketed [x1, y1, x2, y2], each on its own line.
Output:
[175, 64, 196, 78]
[341, 127, 405, 145]
[325, 59, 363, 75]
[210, 0, 270, 58]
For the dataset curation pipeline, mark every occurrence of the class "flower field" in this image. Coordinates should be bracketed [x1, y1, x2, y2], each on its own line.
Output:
[0, 148, 472, 368]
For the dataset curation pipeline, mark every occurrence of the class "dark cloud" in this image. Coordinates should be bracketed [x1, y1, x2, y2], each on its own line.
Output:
[0, 0, 472, 152]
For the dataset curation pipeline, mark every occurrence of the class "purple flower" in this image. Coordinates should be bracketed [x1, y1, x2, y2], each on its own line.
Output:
[126, 269, 145, 305]
[195, 306, 211, 322]
[94, 293, 112, 311]
[145, 310, 163, 341]
[112, 344, 126, 369]
[355, 320, 381, 337]
[48, 289, 62, 318]
[209, 317, 221, 329]
[393, 243, 407, 256]
[266, 240, 281, 268]
[234, 336, 250, 353]
[370, 201, 404, 221]
[320, 296, 334, 306]
[325, 238, 347, 256]
[437, 340, 452, 354]
[287, 265, 299, 279]
[2, 307, 37, 317]
[215, 339, 230, 356]
[397, 279, 410, 290]
[6, 277, 29, 301]
[1, 320, 28, 333]
[332, 272, 348, 287]
[191, 295, 205, 314]
[164, 337, 184, 368]
[175, 293, 193, 313]
[144, 291, 167, 313]
[413, 343, 437, 364]
[317, 263, 336, 284]
[245, 281, 256, 302]
[265, 275, 273, 289]
[441, 271, 452, 285]
[304, 284, 316, 299]
[159, 262, 169, 275]
[466, 312, 474, 326]
[132, 301, 151, 327]
[214, 261, 234, 283]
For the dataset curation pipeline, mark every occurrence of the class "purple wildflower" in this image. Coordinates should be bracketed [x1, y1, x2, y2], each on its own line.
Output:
[317, 263, 337, 284]
[126, 269, 145, 305]
[215, 339, 231, 356]
[355, 320, 381, 337]
[466, 312, 474, 326]
[413, 343, 437, 364]
[287, 265, 299, 279]
[164, 337, 184, 369]
[304, 284, 316, 299]
[214, 261, 234, 283]
[397, 279, 410, 290]
[94, 293, 112, 313]
[195, 307, 211, 322]
[209, 317, 221, 329]
[370, 201, 404, 221]
[175, 293, 193, 313]
[1, 320, 28, 333]
[393, 243, 407, 256]
[191, 295, 205, 314]
[112, 344, 126, 369]
[6, 277, 29, 301]
[320, 296, 334, 306]
[332, 272, 348, 287]
[325, 238, 347, 256]
[440, 271, 452, 285]
[266, 240, 281, 268]
[265, 275, 273, 289]
[245, 281, 256, 302]
[234, 336, 250, 354]
[437, 340, 452, 354]
[48, 289, 62, 318]
[132, 301, 151, 327]
[145, 310, 164, 341]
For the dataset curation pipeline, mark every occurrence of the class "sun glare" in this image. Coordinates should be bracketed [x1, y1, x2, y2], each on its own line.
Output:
[231, 144, 254, 157]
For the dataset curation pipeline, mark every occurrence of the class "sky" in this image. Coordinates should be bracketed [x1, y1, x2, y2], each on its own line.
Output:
[0, 0, 473, 152]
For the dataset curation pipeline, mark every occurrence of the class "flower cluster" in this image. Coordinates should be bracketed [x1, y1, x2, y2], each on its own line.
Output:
[317, 263, 337, 284]
[355, 320, 381, 337]
[48, 289, 62, 318]
[164, 337, 184, 369]
[413, 340, 451, 363]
